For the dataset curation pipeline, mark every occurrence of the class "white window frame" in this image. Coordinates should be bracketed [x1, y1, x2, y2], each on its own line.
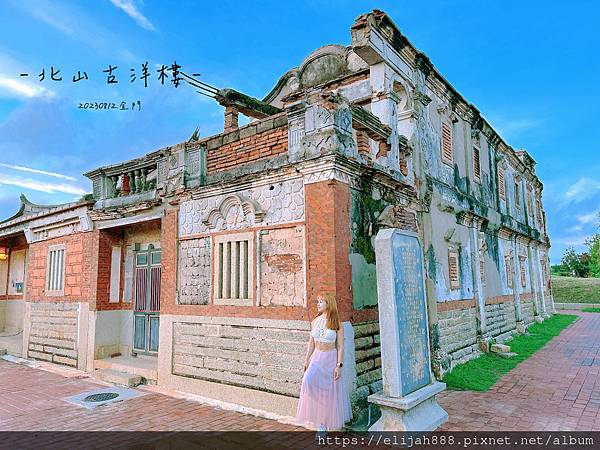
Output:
[109, 245, 122, 303]
[213, 231, 254, 306]
[45, 244, 66, 296]
[448, 247, 460, 290]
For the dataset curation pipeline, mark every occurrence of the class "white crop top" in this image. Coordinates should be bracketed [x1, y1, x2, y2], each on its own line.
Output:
[311, 315, 337, 344]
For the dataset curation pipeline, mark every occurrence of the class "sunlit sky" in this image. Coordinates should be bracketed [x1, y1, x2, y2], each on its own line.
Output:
[0, 0, 598, 263]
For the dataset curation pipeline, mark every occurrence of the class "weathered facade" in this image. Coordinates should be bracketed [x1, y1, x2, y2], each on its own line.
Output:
[0, 10, 554, 424]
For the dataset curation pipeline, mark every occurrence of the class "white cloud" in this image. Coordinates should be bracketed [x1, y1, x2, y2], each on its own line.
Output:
[0, 76, 54, 99]
[552, 235, 590, 247]
[9, 0, 138, 64]
[564, 177, 600, 204]
[0, 174, 86, 195]
[576, 210, 600, 226]
[0, 163, 76, 181]
[109, 0, 156, 31]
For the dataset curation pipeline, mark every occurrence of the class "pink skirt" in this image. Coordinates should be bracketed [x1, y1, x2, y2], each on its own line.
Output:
[295, 348, 352, 431]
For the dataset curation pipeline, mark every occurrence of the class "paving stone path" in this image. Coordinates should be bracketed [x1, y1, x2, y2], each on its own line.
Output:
[438, 310, 600, 431]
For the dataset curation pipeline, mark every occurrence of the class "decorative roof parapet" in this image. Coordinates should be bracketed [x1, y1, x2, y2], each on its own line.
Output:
[215, 88, 282, 120]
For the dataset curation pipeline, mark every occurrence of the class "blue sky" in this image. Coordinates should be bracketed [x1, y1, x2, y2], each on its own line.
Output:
[0, 0, 598, 263]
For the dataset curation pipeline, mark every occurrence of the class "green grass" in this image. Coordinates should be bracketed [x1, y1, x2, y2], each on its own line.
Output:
[581, 307, 600, 313]
[442, 314, 578, 391]
[551, 276, 600, 303]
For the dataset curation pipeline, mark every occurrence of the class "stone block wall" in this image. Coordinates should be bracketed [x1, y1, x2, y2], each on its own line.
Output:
[485, 297, 517, 339]
[521, 295, 535, 325]
[28, 302, 79, 367]
[436, 303, 479, 363]
[544, 290, 553, 312]
[351, 321, 381, 415]
[171, 320, 306, 396]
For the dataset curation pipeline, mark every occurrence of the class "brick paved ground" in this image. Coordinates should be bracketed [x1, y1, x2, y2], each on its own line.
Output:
[0, 310, 596, 440]
[438, 310, 600, 431]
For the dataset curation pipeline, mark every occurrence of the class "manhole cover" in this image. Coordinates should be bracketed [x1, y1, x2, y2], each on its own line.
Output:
[83, 392, 120, 403]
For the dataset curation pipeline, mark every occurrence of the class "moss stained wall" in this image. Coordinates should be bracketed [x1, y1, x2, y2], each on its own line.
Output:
[348, 186, 389, 309]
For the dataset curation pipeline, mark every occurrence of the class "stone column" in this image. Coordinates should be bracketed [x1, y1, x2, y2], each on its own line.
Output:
[512, 234, 525, 333]
[528, 241, 543, 323]
[468, 218, 489, 345]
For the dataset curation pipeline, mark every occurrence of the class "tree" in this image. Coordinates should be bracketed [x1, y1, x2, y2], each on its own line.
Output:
[585, 233, 600, 278]
[561, 246, 590, 278]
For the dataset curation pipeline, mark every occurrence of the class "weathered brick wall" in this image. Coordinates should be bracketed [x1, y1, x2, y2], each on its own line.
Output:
[436, 302, 479, 362]
[485, 296, 517, 338]
[171, 320, 305, 396]
[27, 232, 96, 301]
[259, 225, 305, 307]
[351, 321, 381, 415]
[28, 302, 78, 367]
[202, 113, 288, 173]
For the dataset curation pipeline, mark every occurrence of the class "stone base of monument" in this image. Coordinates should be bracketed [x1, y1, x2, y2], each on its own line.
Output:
[534, 315, 544, 324]
[367, 382, 448, 431]
[516, 321, 527, 333]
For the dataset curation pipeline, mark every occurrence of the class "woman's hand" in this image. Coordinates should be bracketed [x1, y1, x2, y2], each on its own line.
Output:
[303, 359, 309, 372]
[334, 366, 340, 380]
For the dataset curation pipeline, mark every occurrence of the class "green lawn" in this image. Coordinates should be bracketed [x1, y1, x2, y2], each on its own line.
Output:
[581, 307, 600, 313]
[442, 314, 577, 391]
[551, 276, 600, 303]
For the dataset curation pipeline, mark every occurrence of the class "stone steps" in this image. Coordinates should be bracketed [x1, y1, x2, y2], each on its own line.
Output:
[94, 368, 142, 387]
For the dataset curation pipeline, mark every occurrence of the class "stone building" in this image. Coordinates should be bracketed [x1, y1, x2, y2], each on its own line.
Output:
[0, 10, 553, 424]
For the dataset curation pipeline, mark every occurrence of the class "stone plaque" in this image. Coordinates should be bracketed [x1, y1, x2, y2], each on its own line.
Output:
[391, 231, 431, 395]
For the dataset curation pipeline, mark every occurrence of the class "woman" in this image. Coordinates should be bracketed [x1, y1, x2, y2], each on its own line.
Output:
[296, 293, 352, 432]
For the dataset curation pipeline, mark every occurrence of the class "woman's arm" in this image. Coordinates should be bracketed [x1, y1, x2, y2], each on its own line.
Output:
[334, 324, 344, 380]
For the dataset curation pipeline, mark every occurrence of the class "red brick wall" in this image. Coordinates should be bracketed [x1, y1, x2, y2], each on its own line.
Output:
[27, 232, 97, 302]
[95, 229, 129, 311]
[161, 206, 312, 319]
[161, 207, 178, 315]
[206, 125, 288, 173]
[305, 180, 377, 324]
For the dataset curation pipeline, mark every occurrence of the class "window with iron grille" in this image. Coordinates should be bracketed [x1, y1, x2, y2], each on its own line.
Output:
[214, 232, 253, 306]
[448, 248, 460, 290]
[505, 255, 514, 289]
[441, 122, 453, 166]
[480, 257, 486, 286]
[473, 144, 481, 182]
[498, 165, 506, 199]
[46, 244, 65, 296]
[515, 179, 521, 208]
[520, 256, 527, 288]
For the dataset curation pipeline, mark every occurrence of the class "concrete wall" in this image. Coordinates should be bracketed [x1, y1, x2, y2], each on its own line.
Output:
[92, 309, 133, 359]
[0, 300, 24, 333]
[7, 249, 26, 295]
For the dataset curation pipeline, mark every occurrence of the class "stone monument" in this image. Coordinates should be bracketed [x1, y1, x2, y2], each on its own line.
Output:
[368, 228, 448, 431]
